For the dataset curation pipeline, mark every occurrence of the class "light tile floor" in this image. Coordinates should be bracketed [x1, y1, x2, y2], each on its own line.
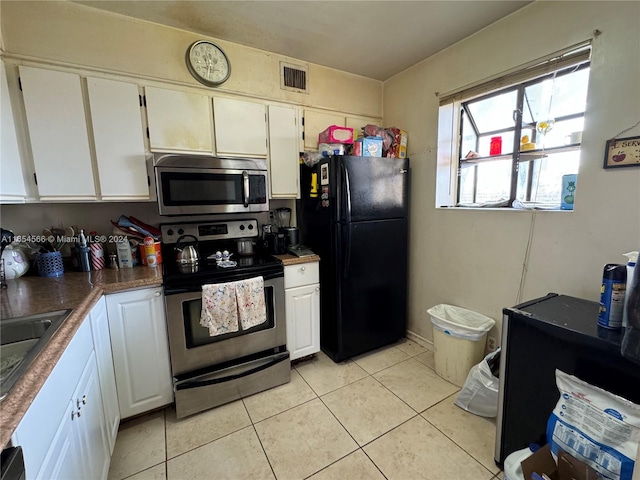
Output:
[108, 339, 504, 480]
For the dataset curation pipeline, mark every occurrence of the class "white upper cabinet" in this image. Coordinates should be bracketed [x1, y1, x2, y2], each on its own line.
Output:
[303, 109, 345, 150]
[267, 104, 299, 198]
[303, 109, 382, 150]
[213, 97, 267, 157]
[145, 86, 213, 153]
[345, 115, 381, 139]
[19, 66, 96, 200]
[87, 77, 149, 200]
[0, 61, 27, 203]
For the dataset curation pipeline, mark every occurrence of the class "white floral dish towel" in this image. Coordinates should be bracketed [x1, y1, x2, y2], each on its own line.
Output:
[200, 281, 239, 336]
[236, 276, 267, 330]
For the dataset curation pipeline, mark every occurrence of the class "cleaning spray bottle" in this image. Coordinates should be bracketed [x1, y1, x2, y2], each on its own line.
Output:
[622, 251, 639, 327]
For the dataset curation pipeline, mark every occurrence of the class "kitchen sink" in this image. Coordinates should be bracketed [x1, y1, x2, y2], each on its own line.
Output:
[0, 309, 72, 400]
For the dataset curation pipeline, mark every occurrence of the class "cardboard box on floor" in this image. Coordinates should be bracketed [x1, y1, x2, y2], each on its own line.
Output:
[521, 445, 599, 480]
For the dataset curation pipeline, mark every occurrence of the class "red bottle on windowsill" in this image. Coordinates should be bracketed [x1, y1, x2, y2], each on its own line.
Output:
[490, 136, 502, 155]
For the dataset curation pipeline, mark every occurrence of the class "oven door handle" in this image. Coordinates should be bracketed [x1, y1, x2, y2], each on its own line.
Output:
[174, 352, 289, 390]
[242, 170, 250, 207]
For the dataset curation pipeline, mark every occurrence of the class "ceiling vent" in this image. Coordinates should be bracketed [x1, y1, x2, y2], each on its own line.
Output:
[280, 62, 308, 94]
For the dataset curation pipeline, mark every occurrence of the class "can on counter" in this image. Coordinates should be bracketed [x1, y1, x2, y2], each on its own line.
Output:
[598, 263, 627, 329]
[144, 236, 157, 267]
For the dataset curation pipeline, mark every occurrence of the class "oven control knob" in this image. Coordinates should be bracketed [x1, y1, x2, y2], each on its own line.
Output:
[167, 229, 174, 236]
[239, 225, 245, 231]
[178, 228, 184, 235]
[248, 224, 254, 230]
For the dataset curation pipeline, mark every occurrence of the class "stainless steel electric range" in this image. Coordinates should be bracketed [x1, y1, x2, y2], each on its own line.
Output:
[160, 219, 290, 418]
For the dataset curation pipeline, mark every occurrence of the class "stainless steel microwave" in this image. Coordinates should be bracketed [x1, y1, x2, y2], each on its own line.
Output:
[152, 154, 269, 216]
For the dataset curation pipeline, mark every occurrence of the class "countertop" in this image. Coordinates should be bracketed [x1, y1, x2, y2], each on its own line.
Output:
[273, 253, 321, 266]
[0, 267, 163, 449]
[0, 254, 320, 448]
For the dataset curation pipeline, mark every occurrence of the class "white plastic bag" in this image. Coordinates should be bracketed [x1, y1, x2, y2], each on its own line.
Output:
[503, 445, 534, 480]
[427, 304, 495, 340]
[547, 370, 640, 480]
[454, 348, 500, 417]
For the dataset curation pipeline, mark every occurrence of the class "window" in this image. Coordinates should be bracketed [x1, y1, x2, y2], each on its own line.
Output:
[438, 45, 591, 209]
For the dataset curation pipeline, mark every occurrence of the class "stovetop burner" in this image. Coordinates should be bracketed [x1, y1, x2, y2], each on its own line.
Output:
[160, 219, 283, 288]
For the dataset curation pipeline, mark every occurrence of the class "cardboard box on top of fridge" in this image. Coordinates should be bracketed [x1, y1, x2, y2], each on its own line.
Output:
[318, 125, 354, 144]
[387, 128, 408, 158]
[353, 136, 383, 157]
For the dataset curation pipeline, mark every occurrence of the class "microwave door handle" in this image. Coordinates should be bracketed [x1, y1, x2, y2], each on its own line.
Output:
[242, 171, 250, 207]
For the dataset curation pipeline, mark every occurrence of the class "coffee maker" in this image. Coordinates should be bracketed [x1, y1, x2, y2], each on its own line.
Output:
[261, 223, 287, 255]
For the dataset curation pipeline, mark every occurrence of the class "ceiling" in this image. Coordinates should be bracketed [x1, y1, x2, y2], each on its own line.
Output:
[76, 1, 533, 81]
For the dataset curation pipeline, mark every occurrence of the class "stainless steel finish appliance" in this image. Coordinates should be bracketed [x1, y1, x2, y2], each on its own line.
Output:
[161, 219, 289, 418]
[153, 154, 269, 216]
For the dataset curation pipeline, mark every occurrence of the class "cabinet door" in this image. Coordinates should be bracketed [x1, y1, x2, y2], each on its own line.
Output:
[213, 97, 267, 156]
[268, 104, 299, 198]
[106, 287, 173, 419]
[12, 319, 93, 479]
[19, 66, 96, 200]
[73, 351, 110, 480]
[285, 283, 320, 360]
[89, 297, 120, 454]
[145, 86, 213, 153]
[87, 77, 149, 200]
[0, 61, 27, 203]
[36, 401, 84, 480]
[345, 115, 381, 138]
[303, 109, 345, 150]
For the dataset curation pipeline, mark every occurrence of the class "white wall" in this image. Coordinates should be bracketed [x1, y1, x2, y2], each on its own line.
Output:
[0, 1, 380, 236]
[0, 1, 382, 117]
[384, 1, 640, 343]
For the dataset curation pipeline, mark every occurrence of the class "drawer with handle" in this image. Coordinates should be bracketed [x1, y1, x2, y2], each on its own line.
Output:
[284, 262, 319, 289]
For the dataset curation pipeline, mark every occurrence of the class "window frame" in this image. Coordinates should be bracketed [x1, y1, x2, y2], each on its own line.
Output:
[435, 41, 592, 210]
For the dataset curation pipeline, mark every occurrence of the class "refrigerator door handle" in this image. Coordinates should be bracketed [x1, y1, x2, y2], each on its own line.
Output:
[343, 225, 351, 279]
[339, 162, 352, 223]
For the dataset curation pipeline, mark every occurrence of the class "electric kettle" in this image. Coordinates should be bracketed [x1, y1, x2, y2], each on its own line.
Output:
[174, 235, 199, 266]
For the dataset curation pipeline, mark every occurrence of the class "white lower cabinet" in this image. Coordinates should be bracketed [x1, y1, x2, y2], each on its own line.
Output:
[106, 287, 174, 419]
[89, 297, 120, 453]
[12, 320, 110, 480]
[284, 262, 320, 360]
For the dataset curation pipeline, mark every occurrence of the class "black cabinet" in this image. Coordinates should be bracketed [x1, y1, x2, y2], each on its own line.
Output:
[495, 293, 640, 467]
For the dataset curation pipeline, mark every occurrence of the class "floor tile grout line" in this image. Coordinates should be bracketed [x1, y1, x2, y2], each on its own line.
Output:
[251, 423, 278, 480]
[367, 370, 423, 416]
[118, 461, 167, 480]
[359, 446, 390, 480]
[420, 393, 501, 476]
[164, 408, 168, 479]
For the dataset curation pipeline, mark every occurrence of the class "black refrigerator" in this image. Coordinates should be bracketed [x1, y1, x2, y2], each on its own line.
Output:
[298, 155, 410, 362]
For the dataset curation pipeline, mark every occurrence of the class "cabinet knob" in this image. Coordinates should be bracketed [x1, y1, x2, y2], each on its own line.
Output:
[71, 410, 76, 421]
[77, 395, 87, 408]
[315, 287, 320, 292]
[154, 291, 161, 297]
[300, 266, 306, 272]
[77, 407, 82, 418]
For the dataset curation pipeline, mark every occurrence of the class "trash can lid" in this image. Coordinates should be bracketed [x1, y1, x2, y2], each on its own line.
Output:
[427, 304, 495, 334]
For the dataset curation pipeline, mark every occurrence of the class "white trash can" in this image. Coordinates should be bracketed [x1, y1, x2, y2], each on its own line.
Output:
[427, 304, 496, 387]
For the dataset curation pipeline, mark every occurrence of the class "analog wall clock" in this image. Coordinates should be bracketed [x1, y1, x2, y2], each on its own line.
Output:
[186, 40, 231, 86]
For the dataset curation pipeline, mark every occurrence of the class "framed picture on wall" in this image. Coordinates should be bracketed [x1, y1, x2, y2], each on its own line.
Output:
[603, 135, 640, 169]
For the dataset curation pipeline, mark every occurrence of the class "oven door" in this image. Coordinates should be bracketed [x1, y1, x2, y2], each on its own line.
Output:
[156, 166, 268, 215]
[165, 275, 285, 375]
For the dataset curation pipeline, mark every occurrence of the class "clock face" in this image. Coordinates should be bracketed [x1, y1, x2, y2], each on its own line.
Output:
[186, 41, 231, 86]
